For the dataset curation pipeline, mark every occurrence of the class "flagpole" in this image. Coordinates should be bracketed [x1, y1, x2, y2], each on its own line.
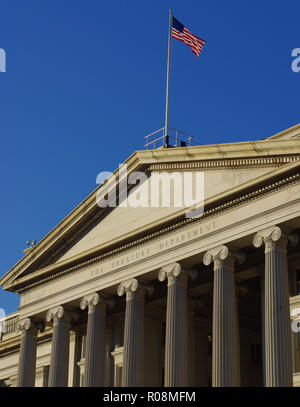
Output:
[164, 9, 172, 146]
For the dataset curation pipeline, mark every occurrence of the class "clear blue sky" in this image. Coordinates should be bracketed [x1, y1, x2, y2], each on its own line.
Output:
[1, 0, 299, 314]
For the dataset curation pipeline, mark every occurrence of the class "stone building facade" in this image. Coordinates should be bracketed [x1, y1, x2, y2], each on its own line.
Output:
[1, 124, 300, 387]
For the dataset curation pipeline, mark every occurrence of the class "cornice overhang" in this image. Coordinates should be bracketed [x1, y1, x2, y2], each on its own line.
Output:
[137, 138, 300, 163]
[4, 158, 300, 294]
[1, 135, 300, 291]
[265, 123, 300, 140]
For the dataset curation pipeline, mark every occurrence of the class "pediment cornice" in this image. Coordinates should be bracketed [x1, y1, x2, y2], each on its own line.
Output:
[265, 123, 300, 140]
[4, 159, 300, 294]
[1, 132, 300, 291]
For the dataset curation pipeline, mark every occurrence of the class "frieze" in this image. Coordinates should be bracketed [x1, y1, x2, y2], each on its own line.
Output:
[149, 156, 300, 171]
[20, 220, 216, 306]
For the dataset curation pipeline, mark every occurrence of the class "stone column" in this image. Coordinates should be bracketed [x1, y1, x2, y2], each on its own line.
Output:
[46, 306, 72, 387]
[117, 278, 150, 387]
[253, 225, 298, 387]
[80, 293, 111, 387]
[105, 327, 113, 387]
[158, 263, 195, 387]
[235, 283, 247, 387]
[16, 318, 42, 387]
[203, 245, 244, 387]
[259, 265, 266, 386]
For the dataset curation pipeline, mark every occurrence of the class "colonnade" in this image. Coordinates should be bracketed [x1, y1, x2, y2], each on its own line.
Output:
[16, 225, 297, 387]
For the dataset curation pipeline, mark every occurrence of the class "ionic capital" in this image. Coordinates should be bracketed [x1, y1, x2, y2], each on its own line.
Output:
[16, 318, 43, 335]
[158, 263, 197, 286]
[203, 245, 244, 270]
[16, 318, 44, 335]
[80, 293, 114, 314]
[253, 226, 298, 253]
[158, 262, 181, 283]
[117, 278, 152, 300]
[117, 278, 138, 298]
[16, 318, 34, 333]
[46, 305, 73, 325]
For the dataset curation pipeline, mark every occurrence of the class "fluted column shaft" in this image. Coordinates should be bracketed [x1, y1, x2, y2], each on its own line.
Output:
[213, 257, 238, 386]
[254, 226, 296, 387]
[118, 279, 145, 387]
[158, 263, 189, 387]
[260, 268, 266, 386]
[46, 306, 71, 387]
[80, 293, 107, 387]
[265, 238, 292, 386]
[16, 318, 38, 387]
[105, 328, 113, 387]
[204, 246, 242, 387]
[235, 284, 247, 387]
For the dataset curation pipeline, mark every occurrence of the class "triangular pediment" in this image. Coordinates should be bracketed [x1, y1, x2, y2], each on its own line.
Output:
[266, 123, 300, 140]
[2, 126, 300, 291]
[56, 165, 282, 263]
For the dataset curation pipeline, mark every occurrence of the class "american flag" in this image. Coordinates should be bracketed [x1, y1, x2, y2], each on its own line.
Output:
[172, 17, 206, 58]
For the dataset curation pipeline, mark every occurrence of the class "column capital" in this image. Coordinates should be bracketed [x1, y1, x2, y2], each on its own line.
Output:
[253, 225, 298, 252]
[80, 293, 114, 314]
[117, 278, 152, 300]
[158, 262, 196, 286]
[16, 318, 36, 333]
[46, 305, 73, 325]
[117, 278, 138, 299]
[16, 317, 44, 334]
[203, 245, 244, 270]
[158, 262, 181, 283]
[253, 226, 282, 249]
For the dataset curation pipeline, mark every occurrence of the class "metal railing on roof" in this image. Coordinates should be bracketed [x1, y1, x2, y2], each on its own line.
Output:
[144, 126, 200, 150]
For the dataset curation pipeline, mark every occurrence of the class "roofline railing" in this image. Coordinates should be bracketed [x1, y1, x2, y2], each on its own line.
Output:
[144, 126, 200, 150]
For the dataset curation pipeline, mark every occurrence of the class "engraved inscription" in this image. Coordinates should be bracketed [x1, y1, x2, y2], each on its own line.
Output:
[158, 221, 216, 251]
[90, 266, 103, 278]
[111, 247, 151, 270]
[20, 220, 216, 307]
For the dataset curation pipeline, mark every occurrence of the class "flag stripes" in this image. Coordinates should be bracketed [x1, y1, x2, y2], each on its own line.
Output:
[171, 17, 206, 58]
